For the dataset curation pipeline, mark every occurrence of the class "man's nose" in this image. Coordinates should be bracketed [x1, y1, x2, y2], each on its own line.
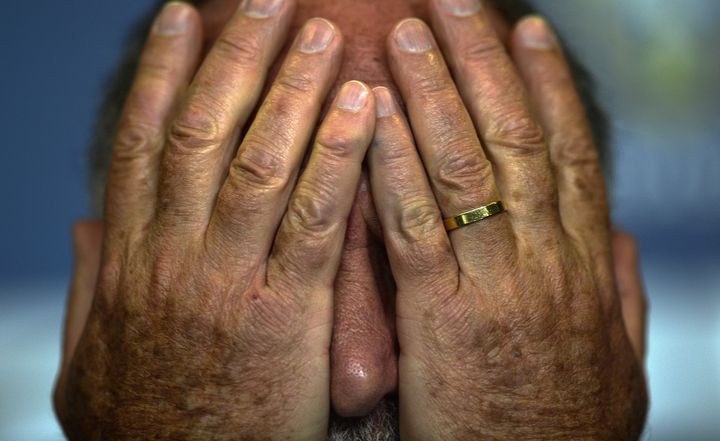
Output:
[330, 188, 398, 417]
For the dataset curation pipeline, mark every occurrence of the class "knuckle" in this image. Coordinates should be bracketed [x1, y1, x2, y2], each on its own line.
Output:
[229, 142, 290, 191]
[485, 112, 546, 157]
[214, 31, 264, 69]
[168, 102, 223, 151]
[434, 145, 494, 193]
[112, 121, 161, 163]
[315, 129, 360, 161]
[286, 185, 338, 235]
[459, 36, 504, 69]
[395, 195, 443, 244]
[413, 72, 452, 97]
[138, 57, 178, 82]
[274, 69, 317, 95]
[555, 137, 601, 169]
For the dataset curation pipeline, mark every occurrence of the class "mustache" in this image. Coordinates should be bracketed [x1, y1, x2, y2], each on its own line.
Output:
[327, 395, 400, 441]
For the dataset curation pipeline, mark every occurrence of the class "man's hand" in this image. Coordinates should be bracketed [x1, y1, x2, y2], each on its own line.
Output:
[53, 1, 376, 439]
[368, 1, 647, 438]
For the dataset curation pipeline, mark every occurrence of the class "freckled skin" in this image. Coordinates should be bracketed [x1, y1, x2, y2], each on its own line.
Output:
[55, 0, 648, 438]
[237, 0, 511, 417]
[200, 0, 447, 417]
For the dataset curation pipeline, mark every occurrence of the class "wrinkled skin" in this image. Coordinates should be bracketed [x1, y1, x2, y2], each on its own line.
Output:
[368, 5, 648, 438]
[54, 0, 648, 439]
[56, 2, 377, 438]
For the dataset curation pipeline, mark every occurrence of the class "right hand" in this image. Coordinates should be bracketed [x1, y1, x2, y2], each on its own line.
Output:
[53, 1, 376, 439]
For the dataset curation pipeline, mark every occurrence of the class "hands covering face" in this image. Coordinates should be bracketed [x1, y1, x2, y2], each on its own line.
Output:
[56, 1, 375, 438]
[54, 0, 648, 439]
[371, 2, 647, 438]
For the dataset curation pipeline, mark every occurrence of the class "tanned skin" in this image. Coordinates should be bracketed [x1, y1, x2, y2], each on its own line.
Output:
[54, 0, 648, 439]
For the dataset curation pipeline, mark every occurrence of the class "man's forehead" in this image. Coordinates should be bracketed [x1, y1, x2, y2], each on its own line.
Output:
[199, 0, 511, 42]
[198, 0, 511, 101]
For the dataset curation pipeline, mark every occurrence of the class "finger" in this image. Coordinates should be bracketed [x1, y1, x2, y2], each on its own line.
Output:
[510, 16, 610, 253]
[367, 87, 458, 305]
[62, 222, 104, 367]
[53, 221, 103, 418]
[612, 231, 648, 362]
[429, 0, 562, 241]
[387, 19, 515, 274]
[105, 2, 202, 245]
[206, 18, 343, 268]
[61, 222, 104, 370]
[156, 0, 295, 233]
[268, 81, 375, 295]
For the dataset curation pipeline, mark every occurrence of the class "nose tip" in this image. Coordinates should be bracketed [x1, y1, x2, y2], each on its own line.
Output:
[331, 349, 397, 417]
[331, 180, 398, 417]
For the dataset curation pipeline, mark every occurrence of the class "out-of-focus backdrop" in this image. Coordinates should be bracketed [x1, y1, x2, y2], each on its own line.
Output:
[0, 0, 717, 439]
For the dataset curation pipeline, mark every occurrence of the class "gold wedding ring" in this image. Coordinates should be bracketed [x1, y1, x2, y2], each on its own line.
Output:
[443, 201, 506, 232]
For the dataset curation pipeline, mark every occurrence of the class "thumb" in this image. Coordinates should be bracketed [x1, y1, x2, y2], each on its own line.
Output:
[54, 220, 103, 409]
[612, 230, 648, 363]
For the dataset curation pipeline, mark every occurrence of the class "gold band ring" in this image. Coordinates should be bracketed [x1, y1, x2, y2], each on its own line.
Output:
[443, 201, 506, 232]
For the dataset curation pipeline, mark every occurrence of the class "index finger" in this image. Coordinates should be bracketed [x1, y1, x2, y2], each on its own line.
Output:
[155, 0, 296, 234]
[104, 2, 202, 245]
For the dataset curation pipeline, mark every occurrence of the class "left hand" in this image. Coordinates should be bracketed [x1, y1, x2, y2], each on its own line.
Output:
[368, 0, 647, 438]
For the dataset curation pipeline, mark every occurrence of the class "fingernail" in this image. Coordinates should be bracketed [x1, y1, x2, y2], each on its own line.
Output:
[240, 0, 283, 18]
[518, 16, 558, 49]
[336, 81, 369, 112]
[153, 2, 191, 36]
[298, 18, 335, 53]
[373, 87, 398, 118]
[438, 0, 482, 17]
[394, 19, 433, 53]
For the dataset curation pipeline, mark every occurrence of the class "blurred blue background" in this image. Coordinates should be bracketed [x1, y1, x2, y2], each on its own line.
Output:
[0, 0, 718, 439]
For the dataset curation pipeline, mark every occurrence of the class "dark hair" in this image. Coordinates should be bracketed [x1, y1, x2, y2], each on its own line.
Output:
[88, 0, 609, 216]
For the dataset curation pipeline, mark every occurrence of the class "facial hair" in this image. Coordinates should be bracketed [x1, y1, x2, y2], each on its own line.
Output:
[327, 397, 399, 441]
